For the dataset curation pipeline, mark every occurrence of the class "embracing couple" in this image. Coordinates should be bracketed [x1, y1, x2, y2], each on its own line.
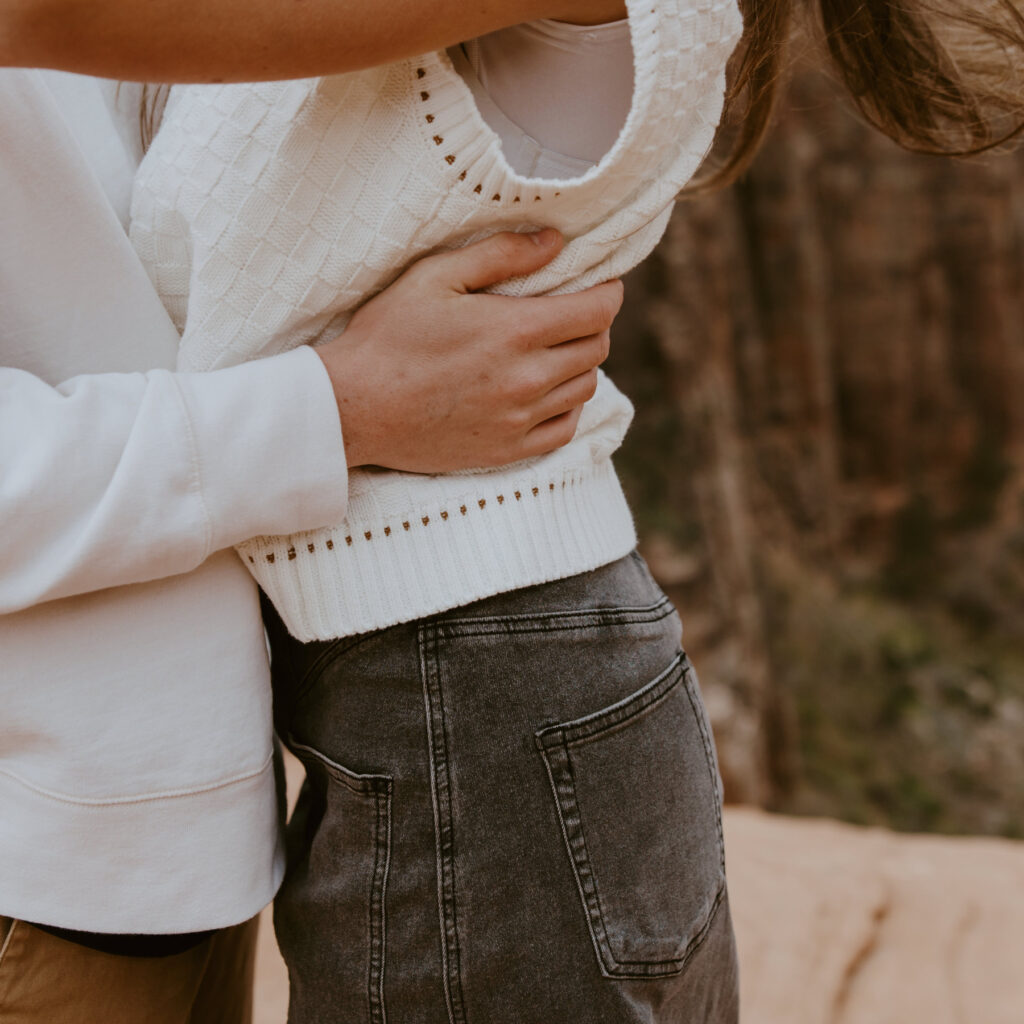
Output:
[1, 0, 745, 1020]
[6, 0, 1019, 1017]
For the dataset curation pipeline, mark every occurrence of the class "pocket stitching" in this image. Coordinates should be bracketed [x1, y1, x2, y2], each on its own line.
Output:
[286, 736, 393, 797]
[284, 738, 392, 1023]
[537, 736, 618, 976]
[368, 783, 391, 1024]
[537, 653, 685, 751]
[683, 667, 727, 879]
[535, 655, 726, 979]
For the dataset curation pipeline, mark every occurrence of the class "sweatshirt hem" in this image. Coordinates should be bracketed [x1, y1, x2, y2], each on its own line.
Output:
[0, 752, 273, 807]
[0, 757, 283, 933]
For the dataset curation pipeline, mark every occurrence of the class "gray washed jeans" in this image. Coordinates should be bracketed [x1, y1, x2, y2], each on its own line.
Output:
[263, 552, 739, 1024]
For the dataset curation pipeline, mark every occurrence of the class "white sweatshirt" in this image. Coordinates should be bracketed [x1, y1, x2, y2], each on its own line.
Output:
[132, 0, 743, 642]
[0, 70, 348, 932]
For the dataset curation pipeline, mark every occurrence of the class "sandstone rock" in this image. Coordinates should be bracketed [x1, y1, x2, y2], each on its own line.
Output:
[725, 809, 1024, 1024]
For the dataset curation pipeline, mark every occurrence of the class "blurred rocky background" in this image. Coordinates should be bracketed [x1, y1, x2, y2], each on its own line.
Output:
[609, 53, 1024, 838]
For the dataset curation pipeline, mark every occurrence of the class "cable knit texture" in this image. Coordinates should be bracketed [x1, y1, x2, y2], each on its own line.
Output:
[131, 0, 743, 640]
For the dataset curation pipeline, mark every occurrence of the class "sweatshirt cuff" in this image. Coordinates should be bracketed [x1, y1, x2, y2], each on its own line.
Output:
[174, 346, 348, 554]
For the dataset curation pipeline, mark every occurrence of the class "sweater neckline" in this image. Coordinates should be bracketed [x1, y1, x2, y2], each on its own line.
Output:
[407, 0, 660, 213]
[448, 43, 598, 180]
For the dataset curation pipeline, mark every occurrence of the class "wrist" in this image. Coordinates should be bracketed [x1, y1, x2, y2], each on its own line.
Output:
[315, 342, 373, 470]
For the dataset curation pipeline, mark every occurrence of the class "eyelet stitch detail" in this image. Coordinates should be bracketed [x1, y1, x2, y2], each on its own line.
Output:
[253, 480, 585, 562]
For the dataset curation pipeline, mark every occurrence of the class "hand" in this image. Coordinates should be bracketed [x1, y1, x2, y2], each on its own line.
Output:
[316, 229, 623, 473]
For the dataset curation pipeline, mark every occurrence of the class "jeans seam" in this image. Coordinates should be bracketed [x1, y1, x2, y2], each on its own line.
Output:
[285, 737, 392, 796]
[536, 738, 619, 977]
[536, 654, 686, 750]
[368, 786, 391, 1024]
[418, 624, 467, 1024]
[684, 667, 727, 880]
[432, 598, 673, 639]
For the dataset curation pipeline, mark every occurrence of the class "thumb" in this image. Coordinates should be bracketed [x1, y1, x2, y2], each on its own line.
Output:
[440, 229, 564, 292]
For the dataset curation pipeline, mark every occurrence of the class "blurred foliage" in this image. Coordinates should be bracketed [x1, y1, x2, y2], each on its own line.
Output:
[607, 53, 1024, 835]
[754, 548, 1024, 837]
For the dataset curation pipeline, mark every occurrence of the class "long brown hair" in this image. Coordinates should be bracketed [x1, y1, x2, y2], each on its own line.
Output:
[693, 0, 1024, 190]
[142, 1, 1024, 180]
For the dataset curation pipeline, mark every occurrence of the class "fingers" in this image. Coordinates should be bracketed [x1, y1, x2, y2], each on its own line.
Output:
[515, 355, 603, 460]
[543, 331, 611, 386]
[510, 279, 625, 349]
[531, 368, 599, 423]
[432, 229, 565, 292]
[519, 406, 585, 459]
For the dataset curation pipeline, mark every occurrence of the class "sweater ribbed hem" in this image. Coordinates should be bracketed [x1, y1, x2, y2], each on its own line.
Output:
[239, 459, 637, 641]
[0, 759, 283, 933]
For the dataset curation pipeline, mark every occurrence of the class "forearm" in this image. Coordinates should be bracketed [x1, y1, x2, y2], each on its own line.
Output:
[0, 347, 347, 613]
[1, 0, 626, 82]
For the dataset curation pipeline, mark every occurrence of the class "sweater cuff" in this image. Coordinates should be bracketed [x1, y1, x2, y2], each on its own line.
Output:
[175, 346, 348, 553]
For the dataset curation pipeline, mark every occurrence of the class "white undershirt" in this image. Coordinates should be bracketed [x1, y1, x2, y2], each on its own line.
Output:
[455, 18, 634, 178]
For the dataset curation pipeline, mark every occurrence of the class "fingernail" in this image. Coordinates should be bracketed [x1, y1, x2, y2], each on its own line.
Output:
[530, 228, 561, 247]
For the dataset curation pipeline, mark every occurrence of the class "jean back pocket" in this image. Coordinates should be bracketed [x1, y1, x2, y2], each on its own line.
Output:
[276, 738, 392, 1024]
[535, 653, 725, 979]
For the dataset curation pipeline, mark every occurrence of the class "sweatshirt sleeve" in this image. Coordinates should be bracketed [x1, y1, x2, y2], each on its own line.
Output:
[0, 345, 347, 614]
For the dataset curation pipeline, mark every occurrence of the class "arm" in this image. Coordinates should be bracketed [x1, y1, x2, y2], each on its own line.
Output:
[0, 231, 619, 613]
[0, 348, 346, 613]
[0, 0, 627, 82]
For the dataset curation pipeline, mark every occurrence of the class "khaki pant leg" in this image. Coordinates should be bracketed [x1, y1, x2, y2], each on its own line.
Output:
[188, 917, 258, 1024]
[0, 915, 258, 1024]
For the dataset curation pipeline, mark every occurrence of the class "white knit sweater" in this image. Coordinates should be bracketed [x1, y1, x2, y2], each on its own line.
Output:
[131, 0, 742, 641]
